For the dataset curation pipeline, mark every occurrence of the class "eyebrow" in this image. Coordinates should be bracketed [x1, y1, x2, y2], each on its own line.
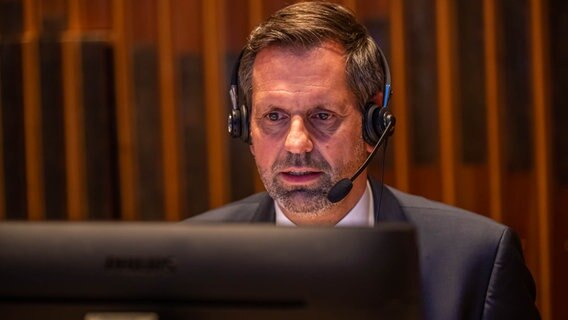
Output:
[258, 102, 341, 111]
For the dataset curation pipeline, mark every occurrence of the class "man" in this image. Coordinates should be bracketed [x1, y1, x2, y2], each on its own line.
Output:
[189, 2, 540, 319]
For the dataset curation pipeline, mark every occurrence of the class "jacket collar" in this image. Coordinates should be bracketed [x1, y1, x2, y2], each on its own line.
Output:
[250, 177, 407, 223]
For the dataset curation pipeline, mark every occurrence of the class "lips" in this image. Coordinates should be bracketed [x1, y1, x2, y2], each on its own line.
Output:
[280, 170, 323, 184]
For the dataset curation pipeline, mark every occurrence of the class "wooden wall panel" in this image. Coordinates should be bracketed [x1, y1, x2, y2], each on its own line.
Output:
[157, 0, 181, 221]
[81, 40, 118, 220]
[435, 0, 457, 205]
[530, 0, 553, 317]
[0, 80, 3, 219]
[261, 0, 297, 17]
[0, 1, 562, 318]
[22, 0, 44, 220]
[78, 0, 112, 30]
[203, 0, 229, 208]
[389, 0, 410, 192]
[38, 27, 67, 219]
[62, 0, 87, 220]
[39, 0, 67, 33]
[549, 0, 568, 317]
[77, 0, 117, 212]
[130, 0, 165, 220]
[496, 0, 543, 310]
[552, 191, 568, 320]
[171, 0, 209, 218]
[482, 0, 504, 222]
[455, 0, 490, 217]
[248, 0, 263, 31]
[113, 0, 138, 220]
[224, 0, 257, 202]
[404, 0, 442, 202]
[0, 40, 28, 220]
[0, 1, 28, 219]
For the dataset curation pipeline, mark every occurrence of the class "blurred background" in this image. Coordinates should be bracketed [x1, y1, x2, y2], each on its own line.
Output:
[0, 0, 566, 318]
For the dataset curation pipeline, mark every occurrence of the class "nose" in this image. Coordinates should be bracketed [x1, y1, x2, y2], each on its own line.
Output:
[284, 115, 313, 154]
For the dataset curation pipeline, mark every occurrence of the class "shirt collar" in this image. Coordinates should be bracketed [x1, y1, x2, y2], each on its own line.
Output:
[275, 181, 374, 227]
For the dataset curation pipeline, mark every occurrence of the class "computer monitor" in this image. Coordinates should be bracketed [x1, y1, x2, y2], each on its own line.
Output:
[0, 222, 422, 319]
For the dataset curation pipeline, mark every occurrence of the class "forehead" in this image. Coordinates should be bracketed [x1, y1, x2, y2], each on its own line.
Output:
[251, 42, 352, 107]
[252, 42, 346, 79]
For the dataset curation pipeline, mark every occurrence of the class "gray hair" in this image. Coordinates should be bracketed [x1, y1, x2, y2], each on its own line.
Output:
[238, 1, 384, 112]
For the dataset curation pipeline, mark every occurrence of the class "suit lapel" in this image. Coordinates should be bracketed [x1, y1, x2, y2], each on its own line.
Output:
[369, 178, 408, 223]
[251, 193, 276, 222]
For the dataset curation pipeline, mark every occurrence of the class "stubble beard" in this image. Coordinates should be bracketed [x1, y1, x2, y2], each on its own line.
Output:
[256, 144, 368, 217]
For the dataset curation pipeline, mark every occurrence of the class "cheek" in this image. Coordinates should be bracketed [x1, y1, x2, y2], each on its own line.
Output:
[250, 138, 278, 168]
[251, 121, 284, 152]
[324, 123, 366, 158]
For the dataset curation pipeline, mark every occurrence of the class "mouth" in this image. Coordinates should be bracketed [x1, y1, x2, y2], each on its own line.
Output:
[280, 170, 323, 184]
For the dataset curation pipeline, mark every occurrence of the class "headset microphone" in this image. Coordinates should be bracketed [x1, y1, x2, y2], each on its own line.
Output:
[327, 112, 395, 203]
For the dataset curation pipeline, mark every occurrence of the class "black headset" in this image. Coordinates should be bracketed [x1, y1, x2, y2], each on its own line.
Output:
[227, 44, 394, 145]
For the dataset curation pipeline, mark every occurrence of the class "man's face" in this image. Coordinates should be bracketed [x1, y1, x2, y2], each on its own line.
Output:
[249, 42, 372, 222]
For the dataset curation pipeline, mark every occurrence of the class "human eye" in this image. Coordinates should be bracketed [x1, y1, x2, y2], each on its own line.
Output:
[265, 111, 287, 122]
[308, 109, 341, 134]
[310, 111, 334, 122]
[314, 112, 331, 120]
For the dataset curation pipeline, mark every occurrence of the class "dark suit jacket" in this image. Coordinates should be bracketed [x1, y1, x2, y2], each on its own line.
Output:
[188, 178, 540, 320]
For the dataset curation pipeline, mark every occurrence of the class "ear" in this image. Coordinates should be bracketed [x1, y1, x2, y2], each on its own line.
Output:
[365, 142, 374, 154]
[375, 92, 384, 106]
[249, 142, 255, 156]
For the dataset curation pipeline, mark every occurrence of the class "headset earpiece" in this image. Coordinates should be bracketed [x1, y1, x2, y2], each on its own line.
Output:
[227, 50, 251, 144]
[228, 107, 241, 138]
[228, 103, 250, 143]
[363, 102, 392, 146]
[238, 103, 250, 143]
[363, 103, 380, 145]
[362, 44, 395, 146]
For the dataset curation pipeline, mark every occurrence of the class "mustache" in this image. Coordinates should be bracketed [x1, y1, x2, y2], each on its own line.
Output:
[271, 152, 331, 171]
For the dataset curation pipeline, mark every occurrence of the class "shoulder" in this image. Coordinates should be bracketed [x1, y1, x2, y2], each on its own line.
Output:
[387, 186, 508, 270]
[182, 192, 269, 223]
[387, 186, 507, 239]
[385, 187, 539, 318]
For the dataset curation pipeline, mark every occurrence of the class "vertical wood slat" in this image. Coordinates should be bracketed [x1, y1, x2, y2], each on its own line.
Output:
[435, 0, 457, 205]
[157, 0, 181, 221]
[0, 102, 3, 219]
[482, 0, 503, 223]
[203, 0, 229, 208]
[390, 0, 410, 192]
[61, 0, 86, 220]
[248, 0, 265, 194]
[0, 95, 3, 220]
[248, 0, 263, 30]
[530, 0, 552, 317]
[0, 52, 3, 219]
[78, 0, 112, 30]
[342, 0, 357, 12]
[112, 0, 137, 220]
[22, 0, 44, 220]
